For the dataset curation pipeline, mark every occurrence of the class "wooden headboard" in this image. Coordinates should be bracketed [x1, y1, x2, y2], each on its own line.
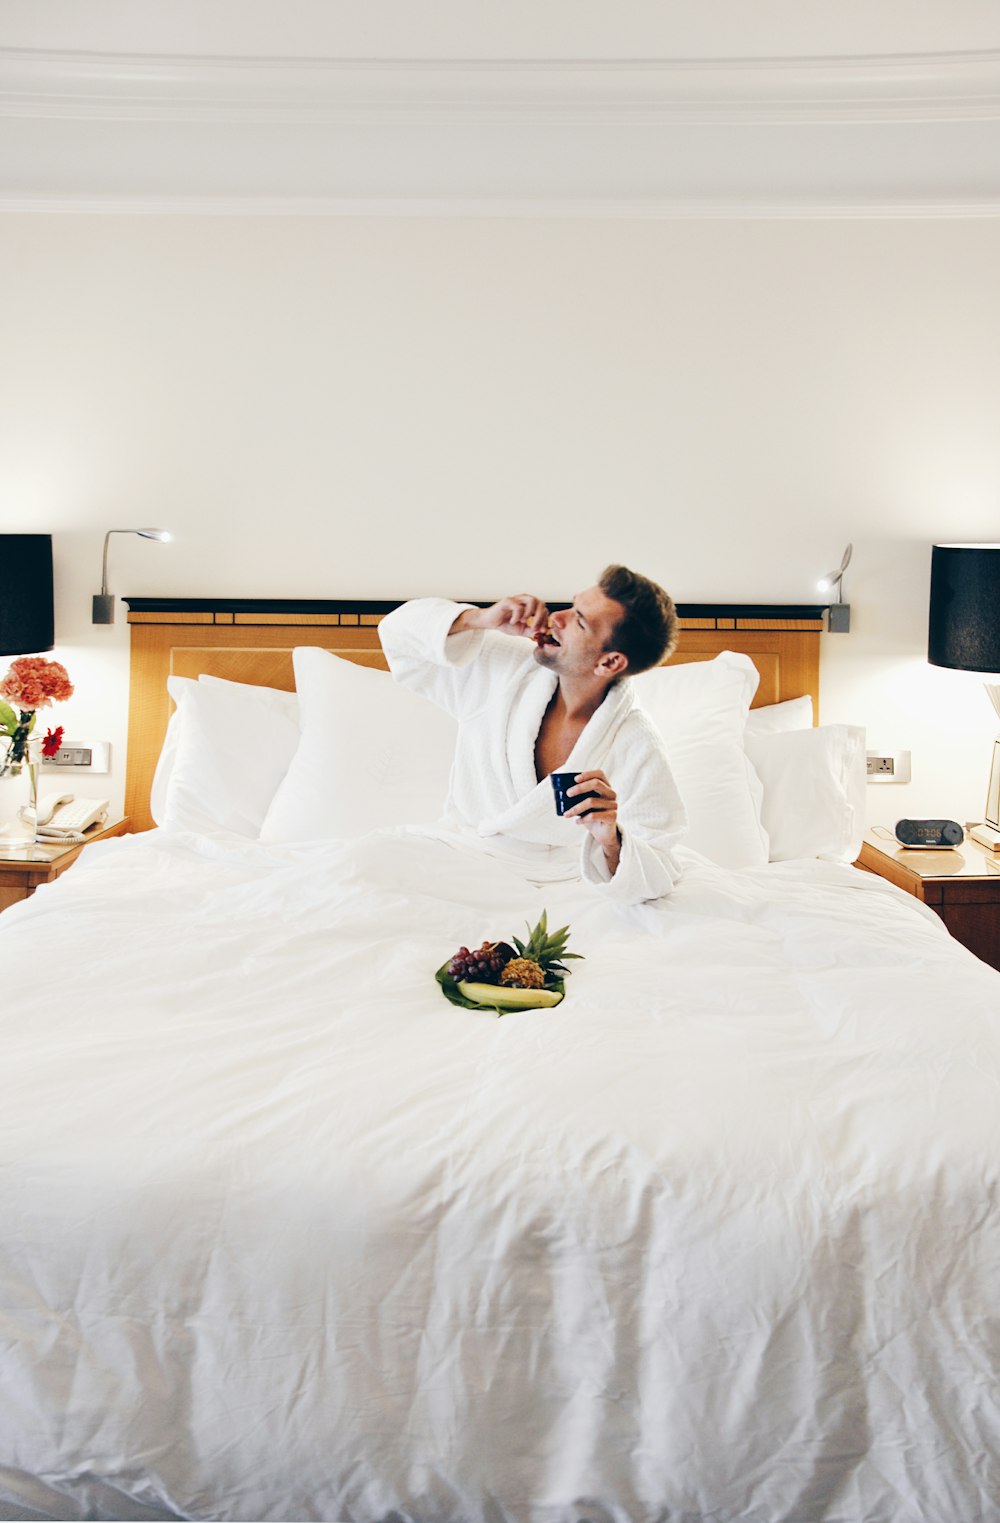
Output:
[124, 597, 829, 833]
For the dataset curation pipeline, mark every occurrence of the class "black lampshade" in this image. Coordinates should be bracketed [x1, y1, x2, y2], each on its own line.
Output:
[928, 543, 1000, 674]
[0, 534, 54, 656]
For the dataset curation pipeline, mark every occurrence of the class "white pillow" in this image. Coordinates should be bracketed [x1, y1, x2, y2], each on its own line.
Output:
[744, 724, 866, 862]
[745, 695, 814, 736]
[259, 646, 457, 842]
[149, 709, 180, 826]
[151, 675, 300, 827]
[161, 675, 300, 837]
[632, 652, 769, 868]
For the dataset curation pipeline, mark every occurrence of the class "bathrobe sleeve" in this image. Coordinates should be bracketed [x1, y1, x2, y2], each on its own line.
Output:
[578, 710, 687, 904]
[379, 597, 527, 718]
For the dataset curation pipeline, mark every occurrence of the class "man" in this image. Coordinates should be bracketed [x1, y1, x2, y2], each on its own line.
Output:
[378, 565, 687, 904]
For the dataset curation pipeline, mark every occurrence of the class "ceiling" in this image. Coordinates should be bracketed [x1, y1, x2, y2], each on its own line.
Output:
[3, 0, 1000, 214]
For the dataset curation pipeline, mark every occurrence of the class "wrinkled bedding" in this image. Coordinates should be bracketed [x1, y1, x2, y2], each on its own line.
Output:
[1, 828, 999, 1523]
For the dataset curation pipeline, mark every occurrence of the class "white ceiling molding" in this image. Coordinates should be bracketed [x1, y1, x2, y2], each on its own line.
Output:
[5, 195, 1000, 220]
[3, 48, 1000, 125]
[3, 45, 1000, 213]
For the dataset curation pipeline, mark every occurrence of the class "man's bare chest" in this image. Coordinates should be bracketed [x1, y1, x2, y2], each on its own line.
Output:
[533, 706, 586, 783]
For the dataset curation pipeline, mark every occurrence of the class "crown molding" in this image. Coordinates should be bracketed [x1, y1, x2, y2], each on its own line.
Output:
[5, 47, 1000, 211]
[3, 47, 1000, 126]
[4, 194, 1000, 220]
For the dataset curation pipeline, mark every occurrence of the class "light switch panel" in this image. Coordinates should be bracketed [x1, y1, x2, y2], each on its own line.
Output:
[41, 740, 111, 773]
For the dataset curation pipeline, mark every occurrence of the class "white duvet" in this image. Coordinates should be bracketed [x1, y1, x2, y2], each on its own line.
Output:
[1, 828, 999, 1523]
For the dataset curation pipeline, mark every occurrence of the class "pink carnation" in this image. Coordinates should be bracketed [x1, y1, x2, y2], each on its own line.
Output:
[0, 657, 74, 710]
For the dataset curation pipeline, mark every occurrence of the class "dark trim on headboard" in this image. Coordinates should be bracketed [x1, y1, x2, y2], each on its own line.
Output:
[123, 596, 833, 629]
[125, 597, 424, 616]
[675, 604, 828, 621]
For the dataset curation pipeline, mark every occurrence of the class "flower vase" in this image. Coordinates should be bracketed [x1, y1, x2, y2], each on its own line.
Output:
[25, 750, 42, 853]
[0, 714, 34, 780]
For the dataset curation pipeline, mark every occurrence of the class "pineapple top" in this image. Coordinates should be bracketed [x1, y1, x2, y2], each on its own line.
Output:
[512, 911, 581, 979]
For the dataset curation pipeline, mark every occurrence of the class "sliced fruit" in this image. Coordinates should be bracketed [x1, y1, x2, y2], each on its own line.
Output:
[457, 980, 563, 1010]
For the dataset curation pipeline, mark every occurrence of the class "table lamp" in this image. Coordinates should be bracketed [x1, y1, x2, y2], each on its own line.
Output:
[0, 534, 54, 655]
[927, 542, 1000, 849]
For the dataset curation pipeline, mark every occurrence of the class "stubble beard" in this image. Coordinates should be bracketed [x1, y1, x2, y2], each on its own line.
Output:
[532, 644, 558, 670]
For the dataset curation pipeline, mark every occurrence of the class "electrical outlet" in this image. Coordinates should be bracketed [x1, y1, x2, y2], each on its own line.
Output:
[866, 750, 911, 783]
[41, 740, 111, 774]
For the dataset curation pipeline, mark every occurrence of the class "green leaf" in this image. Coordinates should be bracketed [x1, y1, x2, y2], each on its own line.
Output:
[0, 700, 16, 736]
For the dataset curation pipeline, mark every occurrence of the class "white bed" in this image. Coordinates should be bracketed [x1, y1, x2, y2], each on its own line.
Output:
[2, 598, 999, 1523]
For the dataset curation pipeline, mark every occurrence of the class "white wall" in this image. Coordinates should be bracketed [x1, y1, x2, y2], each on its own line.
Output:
[2, 214, 999, 830]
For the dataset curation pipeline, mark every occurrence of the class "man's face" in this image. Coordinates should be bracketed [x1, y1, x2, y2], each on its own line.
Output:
[533, 584, 625, 679]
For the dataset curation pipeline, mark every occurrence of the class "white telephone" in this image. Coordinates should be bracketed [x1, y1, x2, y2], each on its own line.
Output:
[20, 791, 110, 838]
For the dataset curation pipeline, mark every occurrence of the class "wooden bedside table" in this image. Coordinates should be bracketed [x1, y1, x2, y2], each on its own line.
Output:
[0, 818, 129, 913]
[856, 829, 1000, 971]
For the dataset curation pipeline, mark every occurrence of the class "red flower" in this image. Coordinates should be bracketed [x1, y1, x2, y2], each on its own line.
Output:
[42, 726, 64, 759]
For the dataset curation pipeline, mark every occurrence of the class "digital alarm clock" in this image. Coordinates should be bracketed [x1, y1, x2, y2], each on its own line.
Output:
[895, 818, 964, 849]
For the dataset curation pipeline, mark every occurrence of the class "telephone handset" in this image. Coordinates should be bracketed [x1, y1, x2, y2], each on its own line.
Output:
[21, 791, 110, 836]
[29, 790, 73, 826]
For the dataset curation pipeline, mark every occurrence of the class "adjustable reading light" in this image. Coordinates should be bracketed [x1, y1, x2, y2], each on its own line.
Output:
[1, 534, 54, 654]
[816, 543, 852, 632]
[928, 542, 1000, 848]
[93, 528, 171, 624]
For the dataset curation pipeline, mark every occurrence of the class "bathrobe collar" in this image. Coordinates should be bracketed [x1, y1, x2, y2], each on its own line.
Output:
[480, 669, 636, 840]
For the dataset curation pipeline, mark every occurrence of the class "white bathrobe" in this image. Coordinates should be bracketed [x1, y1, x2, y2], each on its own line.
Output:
[379, 598, 687, 904]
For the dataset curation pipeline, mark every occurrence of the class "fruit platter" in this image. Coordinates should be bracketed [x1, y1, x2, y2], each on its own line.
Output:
[436, 911, 582, 1014]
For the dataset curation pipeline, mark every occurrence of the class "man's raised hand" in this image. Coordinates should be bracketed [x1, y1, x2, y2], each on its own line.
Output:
[453, 595, 550, 639]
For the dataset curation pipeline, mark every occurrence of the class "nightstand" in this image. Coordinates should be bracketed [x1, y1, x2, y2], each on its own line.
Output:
[0, 818, 129, 913]
[855, 829, 1000, 971]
